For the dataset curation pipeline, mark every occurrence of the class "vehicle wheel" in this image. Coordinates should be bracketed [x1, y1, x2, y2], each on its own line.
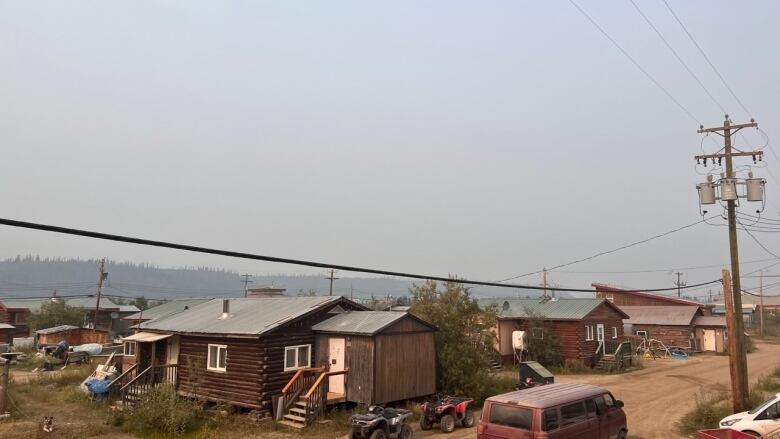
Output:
[440, 414, 456, 433]
[369, 429, 387, 439]
[742, 432, 761, 438]
[461, 409, 475, 428]
[399, 424, 413, 439]
[420, 416, 432, 430]
[617, 429, 627, 439]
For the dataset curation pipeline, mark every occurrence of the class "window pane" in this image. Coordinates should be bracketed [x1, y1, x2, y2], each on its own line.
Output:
[603, 394, 615, 407]
[594, 396, 606, 415]
[560, 402, 587, 426]
[218, 347, 227, 369]
[542, 408, 559, 431]
[208, 346, 218, 369]
[298, 346, 310, 368]
[285, 348, 296, 369]
[585, 399, 597, 416]
[488, 404, 533, 430]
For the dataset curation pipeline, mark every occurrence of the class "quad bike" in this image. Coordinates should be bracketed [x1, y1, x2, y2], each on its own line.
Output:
[350, 405, 413, 439]
[420, 396, 475, 434]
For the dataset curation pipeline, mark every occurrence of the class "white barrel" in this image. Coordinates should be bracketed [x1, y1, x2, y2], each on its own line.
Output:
[746, 178, 765, 202]
[512, 331, 525, 350]
[698, 182, 716, 204]
[720, 178, 738, 201]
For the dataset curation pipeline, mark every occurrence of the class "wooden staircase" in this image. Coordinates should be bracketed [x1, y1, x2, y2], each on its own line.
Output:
[279, 367, 348, 428]
[109, 364, 178, 407]
[594, 340, 633, 371]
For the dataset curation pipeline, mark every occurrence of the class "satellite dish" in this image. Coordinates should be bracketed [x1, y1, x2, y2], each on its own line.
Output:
[110, 312, 119, 319]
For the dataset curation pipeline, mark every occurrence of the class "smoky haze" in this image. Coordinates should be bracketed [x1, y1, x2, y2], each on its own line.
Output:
[1, 1, 779, 300]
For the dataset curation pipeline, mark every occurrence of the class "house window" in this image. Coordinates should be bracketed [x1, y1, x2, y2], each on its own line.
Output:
[612, 327, 618, 339]
[123, 341, 136, 357]
[284, 344, 311, 371]
[605, 294, 614, 303]
[207, 344, 227, 372]
[636, 330, 648, 338]
[531, 328, 544, 339]
[585, 326, 594, 341]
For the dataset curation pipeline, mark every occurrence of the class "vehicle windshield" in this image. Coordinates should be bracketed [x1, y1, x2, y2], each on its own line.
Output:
[748, 397, 778, 415]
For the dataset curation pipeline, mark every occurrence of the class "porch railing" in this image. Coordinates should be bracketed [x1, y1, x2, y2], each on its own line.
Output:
[107, 363, 138, 398]
[119, 364, 178, 406]
[281, 367, 324, 415]
[301, 369, 348, 425]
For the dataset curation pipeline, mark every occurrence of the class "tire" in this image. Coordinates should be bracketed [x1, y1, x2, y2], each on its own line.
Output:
[617, 429, 627, 439]
[461, 409, 475, 428]
[399, 424, 413, 439]
[369, 429, 387, 439]
[742, 432, 761, 438]
[420, 416, 432, 431]
[440, 414, 456, 433]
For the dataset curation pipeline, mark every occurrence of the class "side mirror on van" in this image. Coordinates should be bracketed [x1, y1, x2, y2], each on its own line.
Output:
[615, 400, 624, 408]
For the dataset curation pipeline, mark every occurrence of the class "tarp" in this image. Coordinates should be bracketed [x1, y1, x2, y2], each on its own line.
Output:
[122, 332, 171, 343]
[73, 344, 102, 355]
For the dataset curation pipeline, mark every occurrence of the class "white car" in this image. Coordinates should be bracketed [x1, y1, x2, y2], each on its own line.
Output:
[719, 392, 780, 437]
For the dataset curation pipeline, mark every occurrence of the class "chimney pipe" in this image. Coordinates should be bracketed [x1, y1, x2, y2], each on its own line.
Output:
[221, 299, 230, 319]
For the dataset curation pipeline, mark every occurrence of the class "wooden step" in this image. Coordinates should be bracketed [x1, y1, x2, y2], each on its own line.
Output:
[284, 413, 307, 423]
[279, 419, 305, 429]
[289, 407, 307, 416]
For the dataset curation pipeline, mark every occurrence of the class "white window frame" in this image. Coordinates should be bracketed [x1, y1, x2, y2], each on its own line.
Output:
[123, 341, 136, 357]
[207, 344, 227, 372]
[284, 344, 312, 372]
[612, 327, 618, 339]
[531, 328, 544, 340]
[585, 325, 594, 341]
[636, 330, 648, 338]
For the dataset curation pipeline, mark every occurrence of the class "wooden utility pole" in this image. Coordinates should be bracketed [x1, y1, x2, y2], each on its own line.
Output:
[326, 269, 339, 296]
[674, 272, 687, 298]
[759, 270, 765, 338]
[93, 258, 106, 333]
[697, 117, 759, 411]
[543, 268, 551, 299]
[241, 274, 252, 298]
[722, 269, 747, 412]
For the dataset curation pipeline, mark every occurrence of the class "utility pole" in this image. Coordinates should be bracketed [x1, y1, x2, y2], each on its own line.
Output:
[93, 258, 106, 333]
[326, 269, 339, 296]
[696, 116, 762, 412]
[542, 268, 550, 299]
[759, 270, 765, 338]
[674, 272, 687, 298]
[241, 274, 252, 298]
[723, 270, 747, 412]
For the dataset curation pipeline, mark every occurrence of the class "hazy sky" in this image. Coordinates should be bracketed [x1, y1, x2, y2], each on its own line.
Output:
[2, 1, 779, 299]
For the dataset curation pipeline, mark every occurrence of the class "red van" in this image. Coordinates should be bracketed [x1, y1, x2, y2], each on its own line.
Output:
[477, 383, 627, 439]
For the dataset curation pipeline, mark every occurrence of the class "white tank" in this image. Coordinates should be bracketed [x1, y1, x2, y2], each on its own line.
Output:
[512, 331, 526, 350]
[746, 174, 765, 202]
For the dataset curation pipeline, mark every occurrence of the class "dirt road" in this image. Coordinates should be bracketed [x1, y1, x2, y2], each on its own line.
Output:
[413, 341, 780, 439]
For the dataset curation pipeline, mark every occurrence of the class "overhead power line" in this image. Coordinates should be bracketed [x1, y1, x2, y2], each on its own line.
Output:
[549, 257, 776, 275]
[0, 217, 721, 294]
[497, 216, 713, 282]
[628, 0, 726, 114]
[662, 0, 753, 119]
[568, 0, 700, 124]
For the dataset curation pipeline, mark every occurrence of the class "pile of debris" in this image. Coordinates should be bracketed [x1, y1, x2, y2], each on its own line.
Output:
[80, 353, 118, 400]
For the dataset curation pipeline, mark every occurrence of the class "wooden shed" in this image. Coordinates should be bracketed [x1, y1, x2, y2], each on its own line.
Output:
[0, 323, 15, 345]
[36, 325, 109, 346]
[312, 311, 437, 405]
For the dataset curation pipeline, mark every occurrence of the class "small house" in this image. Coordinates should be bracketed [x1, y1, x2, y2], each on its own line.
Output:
[479, 298, 630, 366]
[592, 283, 713, 315]
[121, 296, 437, 426]
[621, 305, 727, 352]
[713, 303, 756, 326]
[36, 325, 109, 347]
[0, 323, 15, 346]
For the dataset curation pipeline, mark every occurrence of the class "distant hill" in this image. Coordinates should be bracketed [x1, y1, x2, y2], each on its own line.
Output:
[0, 256, 562, 301]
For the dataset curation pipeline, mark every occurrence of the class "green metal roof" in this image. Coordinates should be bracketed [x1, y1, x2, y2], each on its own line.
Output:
[478, 298, 626, 320]
[123, 299, 210, 322]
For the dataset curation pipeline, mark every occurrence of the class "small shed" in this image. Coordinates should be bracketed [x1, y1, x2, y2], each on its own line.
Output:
[36, 325, 109, 346]
[312, 311, 437, 405]
[0, 323, 15, 345]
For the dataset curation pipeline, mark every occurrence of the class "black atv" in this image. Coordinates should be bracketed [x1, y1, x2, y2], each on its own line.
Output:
[350, 405, 413, 439]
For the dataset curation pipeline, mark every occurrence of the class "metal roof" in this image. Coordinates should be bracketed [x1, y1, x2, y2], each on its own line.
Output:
[486, 383, 610, 409]
[713, 304, 756, 314]
[621, 306, 701, 326]
[140, 296, 345, 336]
[0, 323, 15, 330]
[478, 298, 626, 320]
[693, 316, 727, 327]
[122, 331, 172, 342]
[0, 296, 123, 312]
[35, 325, 81, 334]
[592, 283, 704, 306]
[312, 311, 411, 335]
[123, 299, 211, 322]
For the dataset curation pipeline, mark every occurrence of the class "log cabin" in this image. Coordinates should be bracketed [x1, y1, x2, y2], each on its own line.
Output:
[118, 296, 437, 428]
[479, 298, 630, 367]
[621, 305, 727, 353]
[35, 325, 109, 347]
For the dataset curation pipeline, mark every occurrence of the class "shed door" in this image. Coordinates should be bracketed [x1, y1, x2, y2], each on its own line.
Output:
[702, 330, 716, 351]
[328, 337, 345, 395]
[167, 336, 180, 365]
